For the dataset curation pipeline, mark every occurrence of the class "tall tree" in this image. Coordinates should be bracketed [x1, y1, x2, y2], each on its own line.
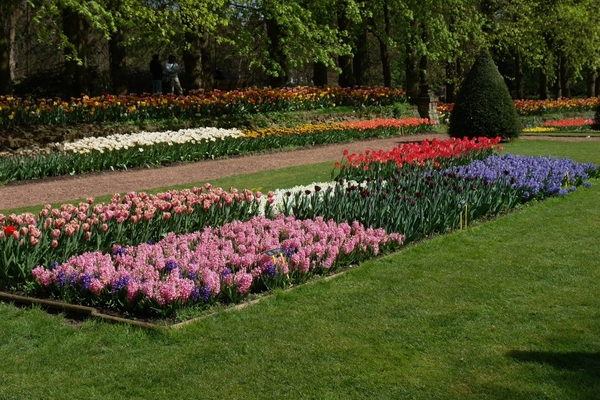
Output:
[229, 0, 352, 88]
[30, 0, 114, 97]
[168, 0, 228, 91]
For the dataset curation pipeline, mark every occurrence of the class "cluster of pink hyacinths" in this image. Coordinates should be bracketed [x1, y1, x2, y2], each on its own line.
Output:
[30, 215, 404, 315]
[1, 184, 273, 285]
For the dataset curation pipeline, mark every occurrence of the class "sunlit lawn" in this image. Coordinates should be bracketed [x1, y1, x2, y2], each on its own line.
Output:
[1, 138, 600, 399]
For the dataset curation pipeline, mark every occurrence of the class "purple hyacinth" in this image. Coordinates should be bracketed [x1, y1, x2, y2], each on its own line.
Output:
[79, 273, 91, 290]
[55, 270, 66, 287]
[220, 267, 232, 278]
[190, 286, 200, 301]
[67, 273, 78, 287]
[111, 275, 131, 294]
[282, 246, 296, 258]
[200, 286, 211, 302]
[447, 154, 597, 199]
[263, 262, 277, 279]
[112, 246, 125, 256]
[164, 260, 179, 273]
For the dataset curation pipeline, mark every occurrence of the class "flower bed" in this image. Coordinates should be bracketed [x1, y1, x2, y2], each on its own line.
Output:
[2, 137, 598, 319]
[438, 97, 600, 118]
[0, 86, 407, 129]
[0, 118, 436, 184]
[541, 118, 594, 130]
[29, 216, 404, 316]
[333, 136, 502, 181]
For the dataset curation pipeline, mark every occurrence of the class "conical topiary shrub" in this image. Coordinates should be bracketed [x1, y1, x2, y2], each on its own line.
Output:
[449, 49, 521, 141]
[592, 101, 600, 131]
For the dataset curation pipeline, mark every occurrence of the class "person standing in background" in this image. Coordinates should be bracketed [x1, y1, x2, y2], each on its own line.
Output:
[150, 54, 163, 95]
[164, 55, 183, 95]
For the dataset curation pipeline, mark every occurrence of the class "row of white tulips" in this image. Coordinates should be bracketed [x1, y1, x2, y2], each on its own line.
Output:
[55, 127, 245, 154]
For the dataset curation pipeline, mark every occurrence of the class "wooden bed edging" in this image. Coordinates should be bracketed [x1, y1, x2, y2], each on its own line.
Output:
[0, 270, 349, 330]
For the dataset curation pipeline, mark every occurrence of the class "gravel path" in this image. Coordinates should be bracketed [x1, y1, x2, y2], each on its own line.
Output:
[3, 133, 598, 211]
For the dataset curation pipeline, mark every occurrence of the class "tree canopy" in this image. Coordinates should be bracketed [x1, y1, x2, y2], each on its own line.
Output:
[1, 0, 599, 98]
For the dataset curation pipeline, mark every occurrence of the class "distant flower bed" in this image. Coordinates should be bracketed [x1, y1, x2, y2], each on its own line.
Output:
[0, 86, 407, 128]
[522, 126, 556, 133]
[438, 97, 600, 118]
[59, 127, 244, 154]
[541, 118, 594, 129]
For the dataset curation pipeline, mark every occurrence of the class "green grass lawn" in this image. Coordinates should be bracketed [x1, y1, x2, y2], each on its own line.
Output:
[1, 138, 600, 399]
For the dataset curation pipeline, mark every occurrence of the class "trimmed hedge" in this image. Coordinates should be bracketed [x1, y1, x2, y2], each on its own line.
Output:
[449, 49, 521, 140]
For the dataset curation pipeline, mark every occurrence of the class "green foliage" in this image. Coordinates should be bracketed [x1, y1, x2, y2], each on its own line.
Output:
[448, 49, 521, 140]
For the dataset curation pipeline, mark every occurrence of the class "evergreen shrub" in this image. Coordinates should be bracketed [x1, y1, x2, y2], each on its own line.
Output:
[449, 49, 521, 140]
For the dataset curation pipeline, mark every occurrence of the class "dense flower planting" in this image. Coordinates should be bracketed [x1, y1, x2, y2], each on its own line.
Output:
[0, 86, 407, 128]
[0, 185, 270, 284]
[29, 216, 404, 314]
[279, 154, 598, 241]
[438, 97, 600, 118]
[0, 137, 493, 286]
[0, 118, 435, 184]
[339, 118, 435, 130]
[447, 154, 597, 199]
[59, 127, 244, 154]
[334, 136, 502, 181]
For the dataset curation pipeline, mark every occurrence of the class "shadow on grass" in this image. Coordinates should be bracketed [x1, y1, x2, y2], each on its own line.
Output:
[506, 349, 600, 379]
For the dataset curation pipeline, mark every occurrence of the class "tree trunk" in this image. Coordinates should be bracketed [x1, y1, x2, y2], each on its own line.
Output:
[199, 28, 213, 92]
[266, 18, 287, 87]
[378, 37, 391, 88]
[419, 54, 428, 93]
[514, 51, 523, 99]
[445, 60, 456, 103]
[353, 25, 368, 86]
[312, 62, 328, 86]
[0, 4, 18, 95]
[554, 52, 563, 98]
[595, 68, 600, 98]
[183, 29, 202, 90]
[586, 68, 597, 98]
[560, 54, 570, 98]
[108, 27, 127, 95]
[62, 7, 89, 98]
[0, 18, 12, 95]
[405, 49, 420, 104]
[377, 1, 391, 88]
[337, 5, 355, 87]
[539, 68, 549, 100]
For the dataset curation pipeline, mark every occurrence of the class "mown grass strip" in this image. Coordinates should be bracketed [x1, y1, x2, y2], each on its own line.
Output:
[0, 140, 599, 398]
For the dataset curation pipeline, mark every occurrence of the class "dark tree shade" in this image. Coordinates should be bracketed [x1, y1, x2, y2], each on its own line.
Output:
[449, 49, 521, 140]
[592, 102, 600, 131]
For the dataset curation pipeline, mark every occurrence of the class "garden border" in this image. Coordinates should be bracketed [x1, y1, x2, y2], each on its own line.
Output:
[0, 270, 349, 330]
